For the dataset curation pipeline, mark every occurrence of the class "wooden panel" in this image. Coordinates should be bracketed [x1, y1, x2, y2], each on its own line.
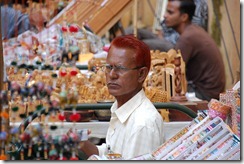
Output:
[48, 0, 134, 37]
[169, 101, 208, 121]
[89, 0, 133, 36]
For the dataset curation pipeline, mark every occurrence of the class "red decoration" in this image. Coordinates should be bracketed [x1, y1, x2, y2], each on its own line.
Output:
[58, 114, 65, 121]
[19, 133, 31, 142]
[1, 111, 9, 119]
[61, 26, 68, 32]
[70, 70, 78, 76]
[69, 24, 79, 33]
[69, 132, 79, 141]
[0, 154, 7, 160]
[58, 156, 67, 160]
[59, 70, 67, 77]
[70, 156, 79, 160]
[69, 113, 81, 122]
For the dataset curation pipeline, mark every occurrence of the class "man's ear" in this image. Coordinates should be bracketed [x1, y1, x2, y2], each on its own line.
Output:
[181, 13, 189, 22]
[138, 67, 149, 83]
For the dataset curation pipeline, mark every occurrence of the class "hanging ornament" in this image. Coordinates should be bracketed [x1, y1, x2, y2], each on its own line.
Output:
[20, 147, 24, 160]
[51, 73, 58, 89]
[59, 67, 67, 77]
[58, 112, 65, 122]
[69, 112, 81, 122]
[27, 141, 32, 157]
[10, 61, 18, 74]
[1, 111, 9, 120]
[10, 81, 21, 100]
[70, 149, 79, 160]
[62, 26, 68, 32]
[58, 152, 67, 160]
[0, 154, 7, 160]
[59, 84, 67, 109]
[69, 24, 79, 33]
[70, 67, 78, 77]
[49, 144, 58, 160]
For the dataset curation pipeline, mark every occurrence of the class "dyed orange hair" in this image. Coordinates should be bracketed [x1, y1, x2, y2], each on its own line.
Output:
[109, 34, 151, 71]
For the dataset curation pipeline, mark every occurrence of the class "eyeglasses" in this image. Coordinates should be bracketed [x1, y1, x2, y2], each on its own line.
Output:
[101, 64, 144, 74]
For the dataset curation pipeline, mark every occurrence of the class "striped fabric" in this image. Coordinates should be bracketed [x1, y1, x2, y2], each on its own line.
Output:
[1, 5, 30, 39]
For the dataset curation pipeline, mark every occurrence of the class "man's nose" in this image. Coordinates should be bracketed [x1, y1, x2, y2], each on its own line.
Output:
[164, 12, 168, 19]
[108, 68, 118, 78]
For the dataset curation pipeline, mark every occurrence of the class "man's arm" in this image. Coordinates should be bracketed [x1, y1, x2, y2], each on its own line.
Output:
[79, 140, 99, 157]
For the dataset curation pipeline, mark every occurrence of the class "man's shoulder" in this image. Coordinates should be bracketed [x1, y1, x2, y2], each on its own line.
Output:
[180, 24, 207, 41]
[184, 24, 204, 33]
[1, 6, 24, 18]
[135, 101, 162, 121]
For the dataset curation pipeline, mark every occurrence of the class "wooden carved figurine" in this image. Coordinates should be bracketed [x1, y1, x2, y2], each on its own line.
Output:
[170, 54, 187, 102]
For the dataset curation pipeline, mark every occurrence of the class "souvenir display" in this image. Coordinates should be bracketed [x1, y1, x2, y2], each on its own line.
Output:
[219, 88, 240, 138]
[1, 45, 240, 160]
[1, 61, 241, 161]
[130, 111, 240, 160]
[0, 80, 90, 160]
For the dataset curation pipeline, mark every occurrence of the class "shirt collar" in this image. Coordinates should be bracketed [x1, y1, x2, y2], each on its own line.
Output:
[111, 89, 145, 123]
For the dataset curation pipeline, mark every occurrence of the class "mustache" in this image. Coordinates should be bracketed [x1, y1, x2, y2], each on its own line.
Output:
[106, 82, 118, 86]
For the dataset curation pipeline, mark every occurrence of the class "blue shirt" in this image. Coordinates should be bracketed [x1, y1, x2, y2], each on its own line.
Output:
[1, 6, 30, 39]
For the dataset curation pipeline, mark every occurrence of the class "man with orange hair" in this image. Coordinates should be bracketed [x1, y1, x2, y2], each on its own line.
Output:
[76, 35, 164, 159]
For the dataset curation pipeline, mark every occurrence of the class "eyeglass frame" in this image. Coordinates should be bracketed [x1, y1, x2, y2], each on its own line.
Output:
[101, 64, 145, 74]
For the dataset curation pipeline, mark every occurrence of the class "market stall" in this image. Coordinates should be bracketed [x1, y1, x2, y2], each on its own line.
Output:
[0, 0, 240, 161]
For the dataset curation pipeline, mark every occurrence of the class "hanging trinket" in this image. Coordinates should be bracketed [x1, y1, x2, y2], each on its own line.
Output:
[44, 142, 48, 160]
[70, 148, 79, 160]
[10, 61, 18, 74]
[27, 141, 32, 157]
[51, 73, 58, 89]
[49, 144, 58, 160]
[58, 150, 67, 160]
[0, 149, 7, 160]
[10, 81, 21, 100]
[69, 110, 81, 123]
[58, 110, 65, 135]
[36, 60, 42, 72]
[20, 147, 24, 160]
[59, 84, 67, 109]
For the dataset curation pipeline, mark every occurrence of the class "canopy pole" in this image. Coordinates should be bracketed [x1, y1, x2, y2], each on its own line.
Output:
[133, 0, 138, 37]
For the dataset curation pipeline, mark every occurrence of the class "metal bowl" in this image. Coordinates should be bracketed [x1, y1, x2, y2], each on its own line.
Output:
[94, 110, 111, 121]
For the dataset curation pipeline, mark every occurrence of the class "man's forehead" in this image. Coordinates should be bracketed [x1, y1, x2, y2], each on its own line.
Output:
[167, 0, 181, 10]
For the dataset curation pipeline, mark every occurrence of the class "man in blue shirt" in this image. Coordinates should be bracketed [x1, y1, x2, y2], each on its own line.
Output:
[1, 0, 45, 40]
[1, 5, 29, 40]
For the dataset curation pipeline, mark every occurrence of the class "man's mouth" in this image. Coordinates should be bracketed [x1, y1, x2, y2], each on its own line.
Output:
[107, 82, 119, 88]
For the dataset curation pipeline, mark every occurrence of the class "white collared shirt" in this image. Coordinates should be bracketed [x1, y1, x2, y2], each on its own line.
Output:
[97, 89, 164, 159]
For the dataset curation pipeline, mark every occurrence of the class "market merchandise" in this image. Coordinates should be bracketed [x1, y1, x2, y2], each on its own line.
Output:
[131, 111, 240, 160]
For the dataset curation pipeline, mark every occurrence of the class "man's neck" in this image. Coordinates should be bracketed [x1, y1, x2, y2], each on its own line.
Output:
[116, 88, 142, 108]
[176, 22, 191, 35]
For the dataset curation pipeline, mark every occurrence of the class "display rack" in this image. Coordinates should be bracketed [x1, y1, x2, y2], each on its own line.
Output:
[130, 112, 240, 160]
